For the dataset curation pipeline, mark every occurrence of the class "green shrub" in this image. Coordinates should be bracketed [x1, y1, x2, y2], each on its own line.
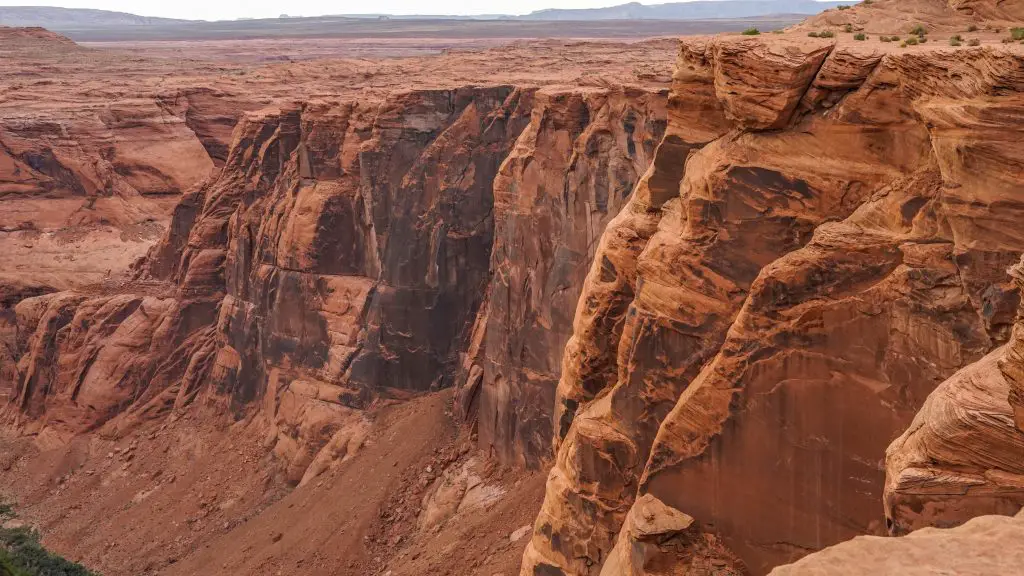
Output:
[967, 24, 979, 32]
[0, 527, 95, 576]
[844, 24, 854, 32]
[879, 35, 890, 42]
[968, 38, 981, 46]
[808, 31, 820, 37]
[949, 35, 963, 46]
[838, 5, 851, 9]
[909, 24, 927, 35]
[854, 33, 867, 41]
[742, 27, 760, 35]
[889, 35, 900, 41]
[819, 30, 836, 38]
[899, 41, 907, 48]
[1012, 27, 1024, 40]
[906, 36, 919, 45]
[862, 0, 873, 4]
[0, 501, 96, 576]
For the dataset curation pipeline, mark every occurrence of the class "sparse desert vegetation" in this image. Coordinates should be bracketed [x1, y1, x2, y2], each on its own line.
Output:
[0, 504, 95, 576]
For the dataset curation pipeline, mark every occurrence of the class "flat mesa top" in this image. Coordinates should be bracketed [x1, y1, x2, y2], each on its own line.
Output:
[0, 32, 682, 119]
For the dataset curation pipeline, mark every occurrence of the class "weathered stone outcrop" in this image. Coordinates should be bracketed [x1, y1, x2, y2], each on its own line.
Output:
[461, 87, 668, 468]
[769, 510, 1024, 576]
[883, 256, 1024, 535]
[523, 34, 1024, 576]
[599, 494, 745, 576]
[798, 0, 1024, 34]
[3, 84, 669, 485]
[0, 84, 217, 205]
[4, 88, 520, 476]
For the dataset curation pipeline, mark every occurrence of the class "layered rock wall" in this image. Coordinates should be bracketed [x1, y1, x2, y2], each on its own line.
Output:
[522, 36, 1024, 576]
[883, 255, 1024, 535]
[459, 88, 668, 468]
[2, 85, 669, 485]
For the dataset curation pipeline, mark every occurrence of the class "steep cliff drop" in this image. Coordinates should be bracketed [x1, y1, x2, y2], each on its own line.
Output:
[2, 2, 1024, 574]
[0, 28, 679, 576]
[521, 1, 1024, 575]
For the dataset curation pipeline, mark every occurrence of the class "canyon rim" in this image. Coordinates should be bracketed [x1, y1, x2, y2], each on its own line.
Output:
[1, 1, 1023, 575]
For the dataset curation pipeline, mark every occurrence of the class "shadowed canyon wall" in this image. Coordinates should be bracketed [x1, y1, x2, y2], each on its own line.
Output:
[457, 88, 668, 469]
[1, 85, 669, 485]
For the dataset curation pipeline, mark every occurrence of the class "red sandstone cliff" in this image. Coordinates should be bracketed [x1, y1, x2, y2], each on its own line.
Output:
[521, 2, 1024, 575]
[2, 84, 670, 487]
[2, 3, 1024, 574]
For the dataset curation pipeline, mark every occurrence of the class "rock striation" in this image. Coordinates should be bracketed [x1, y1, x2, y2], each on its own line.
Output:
[884, 256, 1024, 535]
[2, 84, 671, 485]
[522, 18, 1024, 576]
[458, 87, 668, 468]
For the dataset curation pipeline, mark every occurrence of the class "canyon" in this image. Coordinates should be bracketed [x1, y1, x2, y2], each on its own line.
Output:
[1, 0, 1023, 575]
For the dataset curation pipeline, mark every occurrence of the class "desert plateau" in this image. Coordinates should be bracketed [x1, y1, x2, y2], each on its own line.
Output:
[0, 0, 1023, 575]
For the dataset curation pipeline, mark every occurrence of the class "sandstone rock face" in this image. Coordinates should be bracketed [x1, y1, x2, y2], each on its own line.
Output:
[769, 510, 1024, 576]
[1004, 262, 1024, 435]
[0, 281, 56, 402]
[798, 0, 1024, 34]
[884, 257, 1024, 535]
[3, 84, 669, 485]
[599, 494, 745, 576]
[462, 88, 668, 468]
[6, 89, 524, 475]
[523, 32, 1024, 576]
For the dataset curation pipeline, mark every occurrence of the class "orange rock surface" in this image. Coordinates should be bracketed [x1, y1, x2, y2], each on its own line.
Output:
[522, 2, 1024, 575]
[770, 510, 1024, 575]
[3, 1, 1024, 574]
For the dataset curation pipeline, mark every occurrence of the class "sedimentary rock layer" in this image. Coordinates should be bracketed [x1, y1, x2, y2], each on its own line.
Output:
[884, 256, 1024, 535]
[2, 84, 669, 486]
[459, 87, 668, 468]
[522, 32, 1024, 576]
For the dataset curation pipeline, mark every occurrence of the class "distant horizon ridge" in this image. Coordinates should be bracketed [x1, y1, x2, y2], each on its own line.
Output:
[0, 1, 847, 26]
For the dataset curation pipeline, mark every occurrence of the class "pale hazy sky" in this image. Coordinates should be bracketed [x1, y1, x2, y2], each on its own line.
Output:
[0, 0, 687, 21]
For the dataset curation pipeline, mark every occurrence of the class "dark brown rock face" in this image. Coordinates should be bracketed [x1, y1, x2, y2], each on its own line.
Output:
[460, 88, 668, 468]
[522, 35, 1024, 576]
